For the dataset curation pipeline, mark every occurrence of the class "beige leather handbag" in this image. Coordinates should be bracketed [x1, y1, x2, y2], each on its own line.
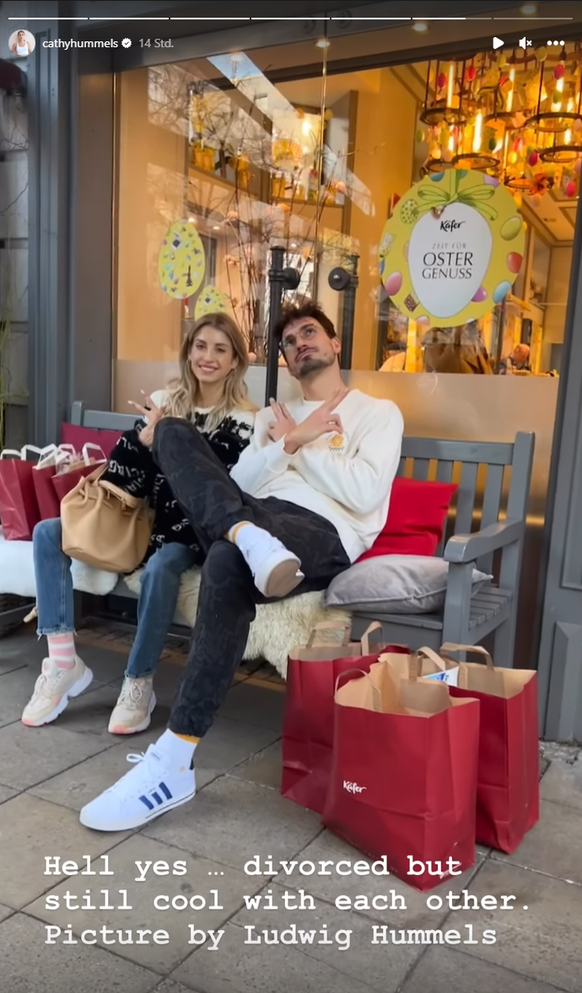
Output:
[61, 463, 155, 573]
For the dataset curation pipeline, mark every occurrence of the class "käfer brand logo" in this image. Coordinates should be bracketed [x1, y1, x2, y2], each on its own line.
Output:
[343, 780, 366, 794]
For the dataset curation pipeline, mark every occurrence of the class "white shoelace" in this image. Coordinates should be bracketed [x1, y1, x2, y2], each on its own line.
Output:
[119, 677, 151, 705]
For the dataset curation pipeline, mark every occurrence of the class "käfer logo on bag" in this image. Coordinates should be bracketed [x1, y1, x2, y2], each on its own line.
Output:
[343, 780, 366, 794]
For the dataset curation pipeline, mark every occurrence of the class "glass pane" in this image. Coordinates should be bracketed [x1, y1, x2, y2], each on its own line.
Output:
[114, 28, 580, 404]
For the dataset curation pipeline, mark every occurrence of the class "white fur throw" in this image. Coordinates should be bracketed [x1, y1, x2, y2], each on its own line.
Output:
[124, 567, 351, 679]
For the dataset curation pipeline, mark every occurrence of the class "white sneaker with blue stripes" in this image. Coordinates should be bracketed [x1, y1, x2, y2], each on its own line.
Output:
[79, 744, 196, 831]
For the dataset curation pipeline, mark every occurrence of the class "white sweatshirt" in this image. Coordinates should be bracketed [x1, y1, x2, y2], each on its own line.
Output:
[230, 389, 404, 562]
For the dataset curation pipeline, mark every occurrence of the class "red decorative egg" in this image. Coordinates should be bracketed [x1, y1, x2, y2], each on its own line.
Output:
[437, 72, 447, 89]
[384, 271, 403, 296]
[466, 66, 477, 82]
[565, 180, 577, 198]
[554, 64, 566, 80]
[528, 151, 539, 167]
[507, 252, 523, 273]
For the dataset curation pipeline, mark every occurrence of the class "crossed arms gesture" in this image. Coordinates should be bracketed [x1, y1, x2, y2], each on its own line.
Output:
[267, 388, 349, 454]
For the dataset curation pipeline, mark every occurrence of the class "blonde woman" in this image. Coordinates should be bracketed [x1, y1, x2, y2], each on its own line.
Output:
[22, 314, 256, 735]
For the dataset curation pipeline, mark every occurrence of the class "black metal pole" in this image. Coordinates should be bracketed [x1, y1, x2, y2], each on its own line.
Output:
[340, 254, 360, 370]
[264, 246, 305, 404]
[265, 246, 286, 405]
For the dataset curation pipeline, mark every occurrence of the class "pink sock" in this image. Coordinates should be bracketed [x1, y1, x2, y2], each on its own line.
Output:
[47, 633, 77, 670]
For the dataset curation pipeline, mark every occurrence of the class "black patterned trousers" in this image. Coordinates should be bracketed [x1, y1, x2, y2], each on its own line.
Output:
[152, 418, 351, 737]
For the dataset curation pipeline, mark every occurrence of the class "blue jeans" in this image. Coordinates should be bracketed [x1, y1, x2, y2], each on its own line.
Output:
[33, 518, 196, 679]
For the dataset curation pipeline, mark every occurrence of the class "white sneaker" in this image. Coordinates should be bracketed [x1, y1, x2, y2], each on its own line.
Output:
[79, 745, 196, 831]
[108, 676, 156, 735]
[21, 656, 93, 727]
[237, 530, 304, 598]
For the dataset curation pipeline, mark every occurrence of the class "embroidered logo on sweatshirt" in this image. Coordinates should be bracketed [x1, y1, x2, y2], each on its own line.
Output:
[329, 433, 348, 453]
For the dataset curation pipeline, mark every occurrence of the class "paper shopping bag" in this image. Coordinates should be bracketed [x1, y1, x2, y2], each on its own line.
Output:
[281, 622, 409, 814]
[438, 643, 539, 853]
[32, 446, 77, 520]
[52, 445, 107, 506]
[322, 659, 480, 891]
[0, 446, 44, 540]
[379, 645, 461, 686]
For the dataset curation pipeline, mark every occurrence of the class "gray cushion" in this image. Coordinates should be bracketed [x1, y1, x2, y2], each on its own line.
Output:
[325, 555, 492, 614]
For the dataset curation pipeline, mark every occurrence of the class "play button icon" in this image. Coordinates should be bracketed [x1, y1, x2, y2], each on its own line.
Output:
[493, 37, 504, 49]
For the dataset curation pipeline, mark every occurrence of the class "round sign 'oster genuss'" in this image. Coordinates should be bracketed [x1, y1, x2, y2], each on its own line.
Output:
[378, 169, 526, 328]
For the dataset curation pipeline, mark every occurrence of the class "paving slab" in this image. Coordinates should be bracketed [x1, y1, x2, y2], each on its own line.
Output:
[217, 681, 285, 731]
[29, 732, 174, 812]
[26, 833, 263, 975]
[72, 642, 129, 684]
[271, 830, 485, 929]
[0, 628, 42, 665]
[0, 913, 158, 993]
[229, 740, 282, 789]
[0, 720, 109, 789]
[30, 717, 279, 813]
[55, 682, 170, 744]
[541, 758, 582, 812]
[153, 982, 202, 993]
[144, 777, 320, 869]
[400, 946, 564, 993]
[0, 783, 18, 804]
[0, 664, 49, 727]
[0, 903, 14, 923]
[173, 918, 396, 993]
[0, 793, 128, 909]
[448, 859, 582, 993]
[492, 799, 582, 884]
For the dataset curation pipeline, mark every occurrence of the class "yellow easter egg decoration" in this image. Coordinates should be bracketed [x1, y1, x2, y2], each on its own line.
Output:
[158, 219, 205, 300]
[378, 169, 525, 327]
[194, 285, 230, 320]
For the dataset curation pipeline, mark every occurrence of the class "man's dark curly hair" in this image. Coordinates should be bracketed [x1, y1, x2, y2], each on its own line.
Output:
[273, 302, 337, 343]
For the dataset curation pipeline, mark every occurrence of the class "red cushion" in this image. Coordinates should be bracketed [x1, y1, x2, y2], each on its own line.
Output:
[358, 477, 457, 561]
[60, 423, 123, 459]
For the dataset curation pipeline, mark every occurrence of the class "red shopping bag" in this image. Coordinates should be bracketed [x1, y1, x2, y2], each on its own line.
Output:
[281, 622, 409, 814]
[60, 423, 122, 459]
[32, 465, 61, 520]
[52, 461, 101, 502]
[322, 660, 480, 891]
[439, 643, 539, 854]
[0, 446, 43, 540]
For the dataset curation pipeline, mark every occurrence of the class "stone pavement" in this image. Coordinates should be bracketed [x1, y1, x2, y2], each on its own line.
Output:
[0, 624, 581, 993]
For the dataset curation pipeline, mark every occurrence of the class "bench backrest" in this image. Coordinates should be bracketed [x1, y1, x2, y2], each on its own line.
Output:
[399, 434, 534, 567]
[70, 402, 534, 571]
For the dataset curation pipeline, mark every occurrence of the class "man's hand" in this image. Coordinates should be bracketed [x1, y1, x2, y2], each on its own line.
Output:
[129, 392, 165, 448]
[283, 387, 349, 455]
[267, 398, 296, 443]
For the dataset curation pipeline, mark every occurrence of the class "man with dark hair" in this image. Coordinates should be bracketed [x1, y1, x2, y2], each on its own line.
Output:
[80, 303, 404, 832]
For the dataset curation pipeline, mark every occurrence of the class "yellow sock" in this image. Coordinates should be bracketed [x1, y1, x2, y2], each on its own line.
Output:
[173, 732, 200, 745]
[227, 521, 252, 544]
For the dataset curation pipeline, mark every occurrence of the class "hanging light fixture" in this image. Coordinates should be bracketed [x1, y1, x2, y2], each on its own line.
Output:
[418, 43, 582, 200]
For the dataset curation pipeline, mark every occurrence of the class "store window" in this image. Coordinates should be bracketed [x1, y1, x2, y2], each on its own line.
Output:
[114, 32, 579, 406]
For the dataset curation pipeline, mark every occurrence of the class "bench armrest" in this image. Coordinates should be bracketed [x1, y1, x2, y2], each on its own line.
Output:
[444, 520, 524, 564]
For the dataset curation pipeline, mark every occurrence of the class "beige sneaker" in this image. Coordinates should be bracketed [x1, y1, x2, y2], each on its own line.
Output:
[22, 656, 93, 727]
[108, 676, 156, 735]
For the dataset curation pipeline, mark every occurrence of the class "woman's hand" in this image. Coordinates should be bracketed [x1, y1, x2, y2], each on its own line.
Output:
[267, 398, 297, 443]
[129, 392, 164, 448]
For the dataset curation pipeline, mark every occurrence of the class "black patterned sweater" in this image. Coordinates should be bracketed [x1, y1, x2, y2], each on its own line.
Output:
[103, 400, 255, 564]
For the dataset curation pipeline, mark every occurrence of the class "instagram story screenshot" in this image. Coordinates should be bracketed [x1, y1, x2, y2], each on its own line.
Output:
[0, 1, 582, 991]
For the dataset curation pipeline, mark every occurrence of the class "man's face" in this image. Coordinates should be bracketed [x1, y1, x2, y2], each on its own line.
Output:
[280, 318, 341, 380]
[512, 345, 529, 366]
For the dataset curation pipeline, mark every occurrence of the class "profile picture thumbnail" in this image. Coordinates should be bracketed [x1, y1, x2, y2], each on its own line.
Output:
[9, 29, 35, 58]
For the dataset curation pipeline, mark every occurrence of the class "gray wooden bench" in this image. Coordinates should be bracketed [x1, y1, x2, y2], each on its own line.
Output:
[69, 402, 534, 669]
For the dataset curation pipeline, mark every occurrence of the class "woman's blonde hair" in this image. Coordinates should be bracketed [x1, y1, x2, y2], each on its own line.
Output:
[165, 312, 256, 431]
